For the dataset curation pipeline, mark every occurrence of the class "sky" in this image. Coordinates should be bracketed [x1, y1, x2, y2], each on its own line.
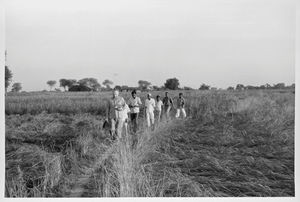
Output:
[4, 0, 295, 91]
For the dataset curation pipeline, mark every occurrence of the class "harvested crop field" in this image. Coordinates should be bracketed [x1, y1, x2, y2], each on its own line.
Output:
[5, 90, 295, 197]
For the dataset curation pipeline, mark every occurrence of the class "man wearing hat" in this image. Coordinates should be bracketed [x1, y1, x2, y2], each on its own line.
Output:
[144, 93, 156, 129]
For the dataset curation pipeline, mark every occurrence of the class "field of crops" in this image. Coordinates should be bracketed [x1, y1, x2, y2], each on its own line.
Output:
[5, 89, 295, 197]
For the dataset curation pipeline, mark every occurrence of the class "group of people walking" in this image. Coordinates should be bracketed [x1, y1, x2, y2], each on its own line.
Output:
[105, 89, 187, 144]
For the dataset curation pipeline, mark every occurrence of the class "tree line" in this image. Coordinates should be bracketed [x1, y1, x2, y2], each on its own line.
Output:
[4, 65, 295, 93]
[44, 77, 182, 92]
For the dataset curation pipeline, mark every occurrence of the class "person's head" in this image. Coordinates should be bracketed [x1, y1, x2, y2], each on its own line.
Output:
[147, 93, 151, 99]
[131, 90, 137, 98]
[179, 92, 183, 98]
[113, 89, 119, 98]
[156, 95, 160, 101]
[165, 92, 169, 97]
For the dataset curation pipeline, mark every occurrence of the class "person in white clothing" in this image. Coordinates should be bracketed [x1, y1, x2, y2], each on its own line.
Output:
[144, 93, 156, 129]
[175, 92, 187, 119]
[155, 95, 163, 124]
[121, 104, 130, 136]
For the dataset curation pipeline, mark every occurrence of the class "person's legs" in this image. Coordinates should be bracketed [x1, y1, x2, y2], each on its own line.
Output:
[175, 108, 180, 118]
[134, 113, 139, 132]
[150, 111, 155, 130]
[110, 118, 116, 139]
[116, 119, 124, 139]
[124, 118, 128, 137]
[182, 108, 187, 118]
[166, 106, 171, 120]
[156, 110, 161, 124]
[162, 108, 167, 121]
[130, 113, 134, 132]
[131, 131, 138, 149]
[146, 112, 151, 127]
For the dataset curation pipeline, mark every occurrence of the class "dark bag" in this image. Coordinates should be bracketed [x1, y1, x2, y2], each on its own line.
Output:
[102, 119, 111, 130]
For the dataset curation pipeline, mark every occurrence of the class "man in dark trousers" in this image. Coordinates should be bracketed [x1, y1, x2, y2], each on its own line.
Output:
[128, 90, 142, 133]
[162, 91, 173, 121]
[128, 90, 142, 148]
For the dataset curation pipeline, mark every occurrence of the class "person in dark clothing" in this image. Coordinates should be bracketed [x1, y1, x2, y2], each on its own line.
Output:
[162, 92, 173, 121]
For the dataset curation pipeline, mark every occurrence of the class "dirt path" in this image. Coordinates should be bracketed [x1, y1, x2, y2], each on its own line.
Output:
[66, 141, 119, 197]
[65, 120, 188, 197]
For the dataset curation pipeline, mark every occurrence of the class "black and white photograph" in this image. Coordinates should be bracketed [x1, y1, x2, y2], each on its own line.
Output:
[1, 0, 298, 199]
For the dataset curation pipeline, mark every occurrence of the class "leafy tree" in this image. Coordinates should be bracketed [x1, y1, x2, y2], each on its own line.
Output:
[11, 82, 22, 92]
[59, 79, 69, 91]
[183, 86, 193, 90]
[47, 80, 57, 91]
[138, 80, 152, 91]
[273, 83, 285, 89]
[245, 85, 257, 90]
[5, 66, 13, 92]
[121, 85, 129, 92]
[102, 79, 113, 90]
[114, 85, 122, 91]
[152, 85, 160, 91]
[164, 78, 180, 90]
[265, 83, 271, 89]
[127, 86, 137, 92]
[67, 79, 77, 89]
[289, 83, 295, 89]
[259, 85, 266, 89]
[69, 85, 92, 92]
[227, 86, 234, 90]
[78, 78, 101, 91]
[236, 84, 245, 90]
[199, 83, 210, 90]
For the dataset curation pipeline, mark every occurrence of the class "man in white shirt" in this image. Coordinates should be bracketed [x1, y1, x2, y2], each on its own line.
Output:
[121, 103, 130, 137]
[155, 95, 163, 124]
[144, 93, 156, 129]
[175, 92, 187, 119]
[128, 90, 142, 133]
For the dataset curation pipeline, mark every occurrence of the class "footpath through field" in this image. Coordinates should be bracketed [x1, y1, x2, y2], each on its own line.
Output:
[65, 118, 186, 197]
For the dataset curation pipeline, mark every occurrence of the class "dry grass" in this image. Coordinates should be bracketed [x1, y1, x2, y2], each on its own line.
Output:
[5, 89, 294, 197]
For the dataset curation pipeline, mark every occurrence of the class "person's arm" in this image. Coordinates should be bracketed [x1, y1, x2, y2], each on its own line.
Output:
[152, 99, 156, 108]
